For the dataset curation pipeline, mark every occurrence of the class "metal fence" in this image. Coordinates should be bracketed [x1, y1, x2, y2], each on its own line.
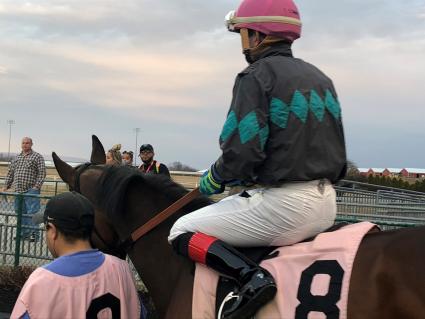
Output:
[0, 177, 67, 197]
[0, 191, 144, 285]
[0, 192, 51, 267]
[335, 185, 425, 230]
[1, 181, 425, 268]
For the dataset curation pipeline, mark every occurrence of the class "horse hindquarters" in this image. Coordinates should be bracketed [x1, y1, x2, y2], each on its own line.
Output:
[348, 227, 425, 319]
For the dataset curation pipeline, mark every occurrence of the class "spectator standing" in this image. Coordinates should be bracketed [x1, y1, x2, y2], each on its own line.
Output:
[106, 144, 122, 166]
[138, 144, 170, 177]
[11, 192, 144, 319]
[122, 151, 134, 166]
[1, 137, 46, 241]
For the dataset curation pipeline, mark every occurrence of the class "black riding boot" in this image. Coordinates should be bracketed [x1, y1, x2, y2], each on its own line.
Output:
[173, 232, 277, 319]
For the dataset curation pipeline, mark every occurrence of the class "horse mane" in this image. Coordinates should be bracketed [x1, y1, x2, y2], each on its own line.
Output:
[95, 165, 212, 222]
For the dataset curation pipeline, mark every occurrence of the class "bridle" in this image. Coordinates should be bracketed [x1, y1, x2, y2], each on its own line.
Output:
[73, 163, 200, 255]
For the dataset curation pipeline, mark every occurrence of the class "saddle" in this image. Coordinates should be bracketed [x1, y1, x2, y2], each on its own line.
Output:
[214, 222, 350, 317]
[192, 222, 378, 319]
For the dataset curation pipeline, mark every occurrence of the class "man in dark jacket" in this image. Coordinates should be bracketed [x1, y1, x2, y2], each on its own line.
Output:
[168, 1, 347, 318]
[138, 144, 170, 177]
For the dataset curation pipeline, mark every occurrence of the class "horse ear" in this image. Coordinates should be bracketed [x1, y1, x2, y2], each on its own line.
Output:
[91, 135, 106, 164]
[52, 152, 76, 187]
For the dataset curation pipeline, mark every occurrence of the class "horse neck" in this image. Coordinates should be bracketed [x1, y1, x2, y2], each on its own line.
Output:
[128, 227, 193, 317]
[124, 186, 195, 318]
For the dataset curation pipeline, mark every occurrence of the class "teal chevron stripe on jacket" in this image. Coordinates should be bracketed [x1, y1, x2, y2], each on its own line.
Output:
[270, 97, 290, 128]
[220, 110, 269, 150]
[238, 111, 260, 144]
[219, 90, 340, 149]
[325, 90, 341, 119]
[220, 110, 238, 142]
[291, 90, 309, 123]
[309, 90, 325, 121]
[269, 90, 341, 127]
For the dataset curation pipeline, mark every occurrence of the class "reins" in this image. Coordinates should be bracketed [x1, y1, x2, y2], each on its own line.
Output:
[118, 187, 200, 251]
[75, 163, 201, 253]
[130, 187, 200, 241]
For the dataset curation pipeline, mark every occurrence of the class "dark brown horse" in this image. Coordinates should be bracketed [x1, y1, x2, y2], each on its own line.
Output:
[53, 135, 425, 319]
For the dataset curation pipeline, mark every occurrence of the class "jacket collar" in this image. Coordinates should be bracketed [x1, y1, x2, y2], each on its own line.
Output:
[256, 42, 293, 61]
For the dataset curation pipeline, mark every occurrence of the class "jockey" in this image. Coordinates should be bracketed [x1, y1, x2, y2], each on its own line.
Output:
[168, 0, 347, 318]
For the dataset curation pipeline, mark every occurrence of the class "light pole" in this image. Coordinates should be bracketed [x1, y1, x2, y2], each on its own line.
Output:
[133, 128, 141, 166]
[7, 120, 15, 163]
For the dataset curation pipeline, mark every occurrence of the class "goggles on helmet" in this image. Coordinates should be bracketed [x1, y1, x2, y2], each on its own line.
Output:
[225, 10, 302, 33]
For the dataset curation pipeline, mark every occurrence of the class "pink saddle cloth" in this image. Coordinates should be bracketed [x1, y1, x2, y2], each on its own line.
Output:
[192, 222, 377, 319]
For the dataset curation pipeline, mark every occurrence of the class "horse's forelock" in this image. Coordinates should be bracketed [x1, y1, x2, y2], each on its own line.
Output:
[95, 166, 144, 221]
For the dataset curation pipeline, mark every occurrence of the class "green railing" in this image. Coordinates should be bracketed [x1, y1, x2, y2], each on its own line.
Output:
[1, 187, 425, 268]
[0, 192, 52, 267]
[0, 177, 68, 196]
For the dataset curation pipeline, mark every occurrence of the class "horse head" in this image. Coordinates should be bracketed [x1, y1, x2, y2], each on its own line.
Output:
[53, 135, 213, 318]
[53, 135, 126, 258]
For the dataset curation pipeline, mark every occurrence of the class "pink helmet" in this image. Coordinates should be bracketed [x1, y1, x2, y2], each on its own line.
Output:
[225, 0, 302, 42]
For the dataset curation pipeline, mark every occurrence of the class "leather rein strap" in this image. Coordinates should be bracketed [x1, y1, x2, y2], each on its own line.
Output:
[74, 162, 201, 252]
[129, 187, 200, 243]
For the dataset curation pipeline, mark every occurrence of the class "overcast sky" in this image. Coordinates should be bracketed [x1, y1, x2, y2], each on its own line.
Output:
[1, 0, 424, 169]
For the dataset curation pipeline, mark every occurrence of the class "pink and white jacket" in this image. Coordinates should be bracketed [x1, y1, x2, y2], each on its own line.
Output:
[11, 250, 142, 319]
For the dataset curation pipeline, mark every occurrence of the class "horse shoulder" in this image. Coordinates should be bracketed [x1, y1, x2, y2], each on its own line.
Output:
[164, 266, 194, 319]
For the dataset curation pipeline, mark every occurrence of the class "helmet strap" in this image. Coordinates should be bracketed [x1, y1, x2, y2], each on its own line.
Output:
[240, 28, 263, 51]
[240, 28, 263, 64]
[241, 30, 290, 64]
[240, 28, 251, 51]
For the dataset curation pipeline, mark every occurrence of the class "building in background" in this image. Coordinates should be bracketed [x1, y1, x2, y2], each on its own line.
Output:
[358, 167, 425, 182]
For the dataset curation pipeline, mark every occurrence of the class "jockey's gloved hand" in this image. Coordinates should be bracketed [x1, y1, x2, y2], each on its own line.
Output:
[199, 165, 225, 196]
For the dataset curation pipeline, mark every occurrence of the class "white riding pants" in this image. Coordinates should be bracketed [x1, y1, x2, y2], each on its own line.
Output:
[168, 180, 337, 247]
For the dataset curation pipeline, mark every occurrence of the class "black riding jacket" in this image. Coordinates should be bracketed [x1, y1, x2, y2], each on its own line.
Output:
[214, 43, 347, 185]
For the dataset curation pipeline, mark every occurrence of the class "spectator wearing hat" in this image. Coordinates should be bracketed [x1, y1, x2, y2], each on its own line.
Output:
[11, 192, 144, 319]
[138, 144, 170, 177]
